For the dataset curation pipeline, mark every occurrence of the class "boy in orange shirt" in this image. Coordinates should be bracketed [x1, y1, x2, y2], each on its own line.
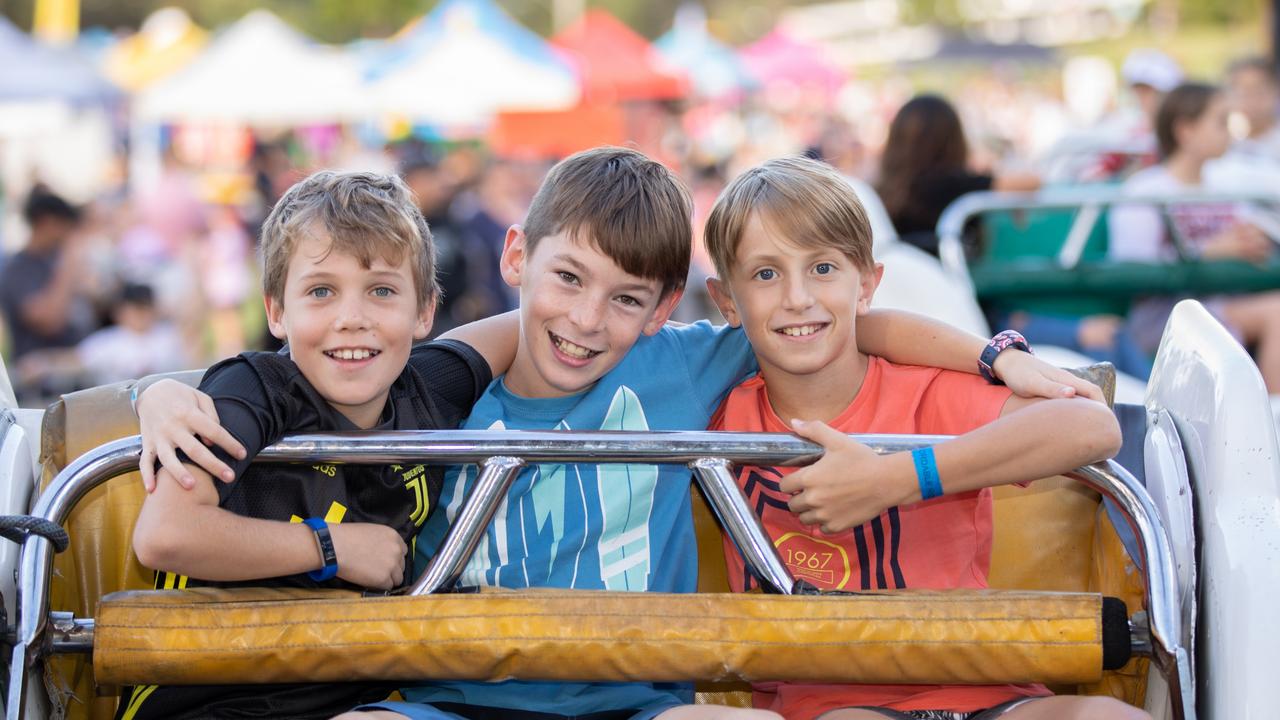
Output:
[703, 157, 1149, 720]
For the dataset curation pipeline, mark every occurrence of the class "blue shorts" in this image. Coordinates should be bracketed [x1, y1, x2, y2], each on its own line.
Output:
[356, 700, 678, 720]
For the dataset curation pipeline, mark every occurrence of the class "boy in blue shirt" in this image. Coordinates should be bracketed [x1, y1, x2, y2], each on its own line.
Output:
[140, 148, 1099, 720]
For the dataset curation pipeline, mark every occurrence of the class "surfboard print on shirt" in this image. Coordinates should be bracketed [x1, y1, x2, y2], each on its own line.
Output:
[597, 386, 656, 591]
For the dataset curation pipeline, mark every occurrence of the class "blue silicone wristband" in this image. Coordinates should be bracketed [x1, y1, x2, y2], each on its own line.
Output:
[911, 447, 943, 500]
[303, 517, 339, 582]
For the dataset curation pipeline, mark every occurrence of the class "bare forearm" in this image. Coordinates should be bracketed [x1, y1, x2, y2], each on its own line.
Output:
[133, 471, 321, 581]
[440, 310, 519, 376]
[138, 507, 319, 580]
[856, 309, 985, 373]
[908, 399, 1120, 502]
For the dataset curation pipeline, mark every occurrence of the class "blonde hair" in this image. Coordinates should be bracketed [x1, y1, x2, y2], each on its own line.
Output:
[523, 147, 693, 296]
[260, 170, 439, 309]
[704, 156, 874, 279]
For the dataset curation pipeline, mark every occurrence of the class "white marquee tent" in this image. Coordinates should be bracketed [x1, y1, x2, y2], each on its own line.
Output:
[367, 0, 579, 129]
[135, 9, 367, 125]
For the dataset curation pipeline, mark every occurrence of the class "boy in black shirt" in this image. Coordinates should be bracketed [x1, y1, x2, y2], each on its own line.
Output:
[119, 171, 500, 720]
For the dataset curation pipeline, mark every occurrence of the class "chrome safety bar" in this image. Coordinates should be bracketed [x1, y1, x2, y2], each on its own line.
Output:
[4, 430, 1193, 720]
[934, 187, 1280, 285]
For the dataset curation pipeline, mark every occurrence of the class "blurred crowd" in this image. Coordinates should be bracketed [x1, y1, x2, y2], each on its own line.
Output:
[6, 47, 1280, 405]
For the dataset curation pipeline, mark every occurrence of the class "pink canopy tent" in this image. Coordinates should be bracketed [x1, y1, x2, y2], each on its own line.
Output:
[552, 10, 688, 104]
[738, 29, 845, 101]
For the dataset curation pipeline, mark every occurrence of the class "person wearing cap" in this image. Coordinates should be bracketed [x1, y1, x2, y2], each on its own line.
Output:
[1122, 48, 1185, 135]
[1076, 49, 1184, 183]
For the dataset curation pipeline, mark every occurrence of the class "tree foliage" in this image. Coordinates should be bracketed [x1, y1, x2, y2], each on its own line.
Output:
[0, 0, 1268, 44]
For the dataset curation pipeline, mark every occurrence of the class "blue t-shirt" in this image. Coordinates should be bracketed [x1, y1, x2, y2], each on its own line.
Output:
[401, 321, 754, 715]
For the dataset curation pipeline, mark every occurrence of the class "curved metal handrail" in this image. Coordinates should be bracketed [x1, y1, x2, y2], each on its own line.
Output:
[5, 431, 1193, 720]
[935, 187, 1280, 286]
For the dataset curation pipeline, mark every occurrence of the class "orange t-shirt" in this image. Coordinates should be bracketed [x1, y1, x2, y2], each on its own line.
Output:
[710, 358, 1050, 718]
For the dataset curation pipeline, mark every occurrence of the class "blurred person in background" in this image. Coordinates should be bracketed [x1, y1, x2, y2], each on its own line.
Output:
[877, 94, 1039, 257]
[804, 116, 871, 180]
[1078, 49, 1183, 182]
[1120, 49, 1185, 140]
[1225, 56, 1280, 162]
[199, 185, 253, 359]
[398, 144, 487, 335]
[0, 188, 99, 401]
[247, 139, 295, 242]
[681, 162, 729, 322]
[454, 158, 527, 318]
[118, 150, 208, 356]
[879, 94, 1149, 377]
[75, 282, 189, 385]
[1109, 82, 1280, 391]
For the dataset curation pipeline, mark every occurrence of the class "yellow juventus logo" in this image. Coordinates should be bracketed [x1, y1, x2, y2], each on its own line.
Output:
[154, 570, 189, 591]
[291, 502, 348, 525]
[404, 465, 430, 526]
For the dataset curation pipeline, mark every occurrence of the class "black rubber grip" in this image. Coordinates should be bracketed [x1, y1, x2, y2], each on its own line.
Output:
[0, 515, 69, 553]
[1101, 595, 1132, 670]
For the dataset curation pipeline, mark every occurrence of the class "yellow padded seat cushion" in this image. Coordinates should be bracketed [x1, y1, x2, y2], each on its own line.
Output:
[95, 587, 1109, 687]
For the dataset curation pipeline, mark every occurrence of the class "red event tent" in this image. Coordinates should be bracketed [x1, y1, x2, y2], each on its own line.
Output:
[552, 10, 688, 103]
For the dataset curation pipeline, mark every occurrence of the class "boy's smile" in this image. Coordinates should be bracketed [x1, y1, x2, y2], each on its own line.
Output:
[265, 229, 432, 428]
[708, 212, 882, 396]
[499, 228, 682, 398]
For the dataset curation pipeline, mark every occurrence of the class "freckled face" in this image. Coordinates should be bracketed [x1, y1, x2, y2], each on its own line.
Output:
[498, 228, 682, 398]
[265, 230, 432, 428]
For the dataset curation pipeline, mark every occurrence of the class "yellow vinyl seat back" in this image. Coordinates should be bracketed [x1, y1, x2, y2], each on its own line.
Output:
[39, 372, 202, 720]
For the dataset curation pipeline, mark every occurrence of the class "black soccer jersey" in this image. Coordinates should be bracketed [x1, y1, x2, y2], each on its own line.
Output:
[118, 339, 491, 720]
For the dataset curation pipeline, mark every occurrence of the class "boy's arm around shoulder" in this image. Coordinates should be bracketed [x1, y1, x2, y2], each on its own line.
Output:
[782, 395, 1121, 534]
[856, 309, 1105, 401]
[132, 466, 409, 589]
[440, 310, 518, 378]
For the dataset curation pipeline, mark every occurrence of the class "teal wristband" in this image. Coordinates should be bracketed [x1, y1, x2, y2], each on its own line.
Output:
[911, 447, 943, 500]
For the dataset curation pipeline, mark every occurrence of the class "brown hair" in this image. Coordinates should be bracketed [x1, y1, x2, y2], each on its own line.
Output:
[522, 146, 692, 296]
[877, 94, 968, 226]
[1155, 82, 1221, 159]
[704, 156, 874, 279]
[260, 170, 439, 309]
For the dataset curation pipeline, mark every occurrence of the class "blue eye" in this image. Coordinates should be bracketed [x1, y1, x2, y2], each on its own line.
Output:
[755, 268, 776, 281]
[372, 287, 394, 298]
[815, 263, 834, 275]
[309, 287, 332, 298]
